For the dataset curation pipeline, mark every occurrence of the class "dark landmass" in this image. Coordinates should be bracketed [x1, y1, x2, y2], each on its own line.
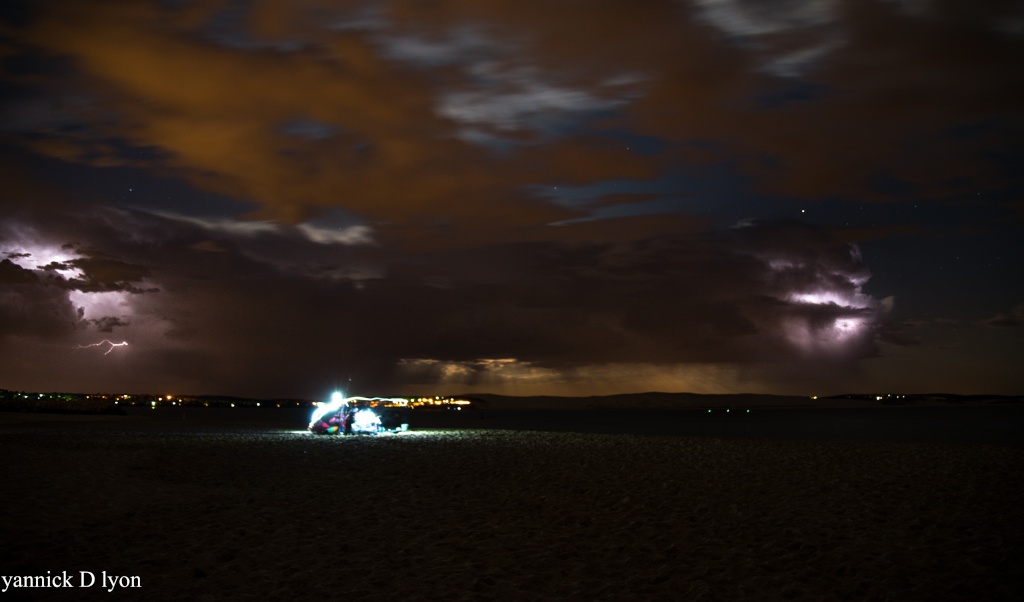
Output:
[463, 391, 1024, 410]
[2, 388, 1022, 446]
[0, 389, 314, 415]
[2, 388, 1022, 416]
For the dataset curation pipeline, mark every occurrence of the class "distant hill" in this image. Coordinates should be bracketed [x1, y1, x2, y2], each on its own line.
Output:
[460, 392, 1024, 410]
[3, 388, 1021, 415]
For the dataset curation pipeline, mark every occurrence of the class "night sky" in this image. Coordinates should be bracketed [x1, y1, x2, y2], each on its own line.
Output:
[1, 0, 1022, 399]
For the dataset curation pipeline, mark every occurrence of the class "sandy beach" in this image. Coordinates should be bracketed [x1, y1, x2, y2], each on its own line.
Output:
[1, 410, 1021, 601]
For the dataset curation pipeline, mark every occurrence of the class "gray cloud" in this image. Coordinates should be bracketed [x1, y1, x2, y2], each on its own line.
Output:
[91, 316, 129, 332]
[438, 71, 625, 135]
[0, 259, 80, 337]
[688, 0, 844, 76]
[982, 303, 1024, 328]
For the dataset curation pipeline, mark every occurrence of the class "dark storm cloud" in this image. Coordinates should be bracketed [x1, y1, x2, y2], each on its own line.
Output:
[91, 315, 128, 332]
[170, 216, 878, 370]
[323, 222, 872, 386]
[1, 199, 881, 396]
[0, 258, 79, 336]
[290, 218, 881, 394]
[52, 255, 154, 293]
[982, 303, 1024, 328]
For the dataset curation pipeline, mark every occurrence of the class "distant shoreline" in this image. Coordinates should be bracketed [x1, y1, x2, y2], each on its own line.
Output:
[467, 392, 1024, 411]
[2, 390, 1021, 416]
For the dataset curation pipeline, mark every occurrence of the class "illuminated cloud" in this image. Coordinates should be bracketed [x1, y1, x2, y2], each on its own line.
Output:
[0, 222, 152, 337]
[688, 0, 843, 76]
[295, 223, 374, 246]
[437, 67, 628, 138]
[67, 290, 132, 323]
[373, 23, 639, 144]
[153, 211, 374, 246]
[149, 213, 280, 237]
[398, 358, 752, 397]
[399, 358, 559, 386]
[376, 27, 499, 68]
[1, 231, 80, 273]
[690, 0, 839, 38]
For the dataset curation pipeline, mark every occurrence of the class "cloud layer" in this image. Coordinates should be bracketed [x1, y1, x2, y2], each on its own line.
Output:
[1, 0, 1021, 396]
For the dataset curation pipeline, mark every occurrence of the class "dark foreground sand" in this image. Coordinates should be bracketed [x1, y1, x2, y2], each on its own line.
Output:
[1, 413, 1021, 601]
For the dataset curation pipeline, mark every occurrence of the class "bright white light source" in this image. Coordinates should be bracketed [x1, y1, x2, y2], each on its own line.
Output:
[310, 393, 346, 425]
[830, 317, 865, 341]
[68, 290, 130, 321]
[351, 408, 381, 433]
[76, 339, 128, 355]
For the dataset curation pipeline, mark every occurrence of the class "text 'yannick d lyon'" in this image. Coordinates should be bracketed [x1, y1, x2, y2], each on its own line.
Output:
[2, 571, 140, 593]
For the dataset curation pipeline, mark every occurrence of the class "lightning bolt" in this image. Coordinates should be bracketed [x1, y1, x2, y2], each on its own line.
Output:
[77, 339, 129, 355]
